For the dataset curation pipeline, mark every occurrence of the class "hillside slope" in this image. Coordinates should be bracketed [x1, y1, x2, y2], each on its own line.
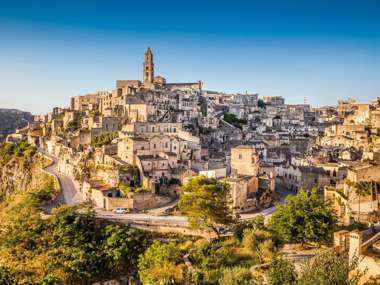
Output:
[0, 108, 32, 136]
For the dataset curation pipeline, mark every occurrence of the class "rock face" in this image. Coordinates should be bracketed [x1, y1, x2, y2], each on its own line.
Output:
[0, 158, 32, 198]
[0, 108, 32, 136]
[0, 154, 49, 200]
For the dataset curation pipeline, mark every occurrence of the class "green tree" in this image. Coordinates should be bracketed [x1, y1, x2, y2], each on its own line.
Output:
[138, 241, 185, 285]
[268, 189, 336, 245]
[222, 113, 247, 129]
[46, 206, 147, 284]
[178, 176, 234, 239]
[257, 99, 266, 109]
[298, 250, 363, 285]
[219, 266, 262, 285]
[100, 224, 146, 275]
[267, 257, 297, 285]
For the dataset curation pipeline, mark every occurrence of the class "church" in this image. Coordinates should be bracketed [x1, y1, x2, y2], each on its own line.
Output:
[70, 48, 202, 122]
[116, 48, 202, 95]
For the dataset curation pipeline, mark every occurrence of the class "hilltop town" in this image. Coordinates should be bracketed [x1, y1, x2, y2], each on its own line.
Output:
[3, 49, 380, 284]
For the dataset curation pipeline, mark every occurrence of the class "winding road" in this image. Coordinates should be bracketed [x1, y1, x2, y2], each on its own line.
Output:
[40, 149, 288, 227]
[40, 150, 83, 211]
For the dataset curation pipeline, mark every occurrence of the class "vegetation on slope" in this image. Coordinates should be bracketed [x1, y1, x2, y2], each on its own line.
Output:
[0, 189, 147, 284]
[222, 113, 247, 129]
[0, 141, 36, 165]
[91, 131, 119, 147]
[136, 213, 279, 285]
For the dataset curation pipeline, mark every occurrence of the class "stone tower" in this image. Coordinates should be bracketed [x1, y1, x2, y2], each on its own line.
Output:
[143, 47, 154, 87]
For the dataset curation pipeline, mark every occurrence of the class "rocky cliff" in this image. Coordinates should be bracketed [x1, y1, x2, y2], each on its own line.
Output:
[0, 108, 32, 137]
[0, 143, 52, 200]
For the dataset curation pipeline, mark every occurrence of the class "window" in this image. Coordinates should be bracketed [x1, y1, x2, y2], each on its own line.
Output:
[239, 154, 243, 159]
[173, 128, 176, 133]
[153, 144, 156, 149]
[165, 142, 168, 148]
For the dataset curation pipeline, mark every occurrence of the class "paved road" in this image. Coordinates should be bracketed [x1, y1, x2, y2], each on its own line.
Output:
[96, 209, 188, 227]
[98, 201, 282, 227]
[240, 206, 277, 222]
[146, 198, 179, 215]
[39, 150, 83, 207]
[240, 188, 292, 222]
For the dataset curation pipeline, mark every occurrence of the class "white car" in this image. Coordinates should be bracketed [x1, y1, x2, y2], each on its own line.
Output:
[112, 207, 129, 214]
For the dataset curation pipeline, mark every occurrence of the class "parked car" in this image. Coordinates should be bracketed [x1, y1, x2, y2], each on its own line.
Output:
[112, 208, 129, 214]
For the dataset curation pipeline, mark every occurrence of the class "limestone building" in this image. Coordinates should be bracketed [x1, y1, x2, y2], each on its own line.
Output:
[143, 47, 154, 88]
[231, 145, 259, 176]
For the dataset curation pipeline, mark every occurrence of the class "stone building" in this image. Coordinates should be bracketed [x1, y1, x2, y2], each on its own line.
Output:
[143, 47, 154, 88]
[325, 163, 380, 225]
[226, 145, 275, 213]
[226, 176, 258, 213]
[231, 145, 259, 176]
[117, 134, 201, 191]
[334, 228, 380, 283]
[276, 164, 330, 192]
[263, 96, 285, 106]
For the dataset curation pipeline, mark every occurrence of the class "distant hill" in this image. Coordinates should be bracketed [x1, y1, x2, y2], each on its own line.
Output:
[0, 108, 32, 136]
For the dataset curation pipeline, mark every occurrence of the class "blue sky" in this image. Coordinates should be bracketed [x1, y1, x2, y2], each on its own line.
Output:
[1, 0, 380, 114]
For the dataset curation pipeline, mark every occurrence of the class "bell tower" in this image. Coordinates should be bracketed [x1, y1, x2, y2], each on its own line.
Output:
[143, 47, 154, 87]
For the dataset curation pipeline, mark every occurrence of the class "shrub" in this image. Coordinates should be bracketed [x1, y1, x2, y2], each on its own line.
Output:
[267, 257, 297, 285]
[219, 266, 262, 285]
